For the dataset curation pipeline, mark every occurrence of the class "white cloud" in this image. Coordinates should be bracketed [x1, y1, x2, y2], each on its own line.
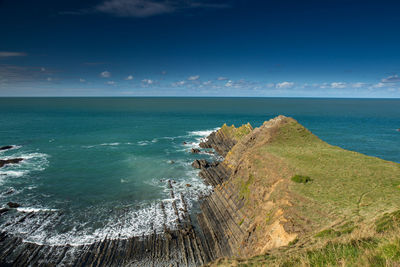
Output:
[331, 82, 346, 89]
[107, 81, 116, 85]
[101, 71, 111, 78]
[372, 82, 386, 88]
[80, 78, 86, 82]
[172, 80, 186, 86]
[142, 79, 154, 85]
[0, 52, 27, 57]
[125, 75, 134, 80]
[188, 75, 200, 81]
[94, 0, 230, 18]
[161, 70, 167, 75]
[351, 82, 365, 88]
[47, 77, 52, 82]
[225, 80, 233, 87]
[41, 67, 46, 72]
[276, 82, 294, 89]
[96, 0, 175, 17]
[203, 81, 212, 85]
[382, 74, 400, 83]
[217, 77, 228, 81]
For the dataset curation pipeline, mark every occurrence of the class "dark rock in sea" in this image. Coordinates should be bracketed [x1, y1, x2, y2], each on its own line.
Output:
[5, 189, 14, 195]
[168, 160, 175, 164]
[0, 145, 13, 151]
[0, 208, 10, 215]
[7, 202, 20, 208]
[0, 158, 23, 168]
[183, 141, 187, 145]
[191, 148, 200, 154]
[192, 159, 210, 169]
[199, 141, 212, 149]
[186, 184, 192, 187]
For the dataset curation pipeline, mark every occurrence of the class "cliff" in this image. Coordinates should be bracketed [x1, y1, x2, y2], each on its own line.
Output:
[199, 115, 400, 266]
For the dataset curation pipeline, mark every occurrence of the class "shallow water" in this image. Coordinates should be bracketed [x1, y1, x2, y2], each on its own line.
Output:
[0, 97, 399, 245]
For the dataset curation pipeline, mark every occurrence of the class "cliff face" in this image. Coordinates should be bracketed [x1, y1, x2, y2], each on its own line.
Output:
[197, 115, 400, 261]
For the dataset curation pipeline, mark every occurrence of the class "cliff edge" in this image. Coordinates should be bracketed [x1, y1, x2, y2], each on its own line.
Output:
[197, 115, 400, 266]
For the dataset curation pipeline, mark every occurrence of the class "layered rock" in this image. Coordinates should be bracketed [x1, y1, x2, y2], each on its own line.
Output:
[199, 123, 252, 157]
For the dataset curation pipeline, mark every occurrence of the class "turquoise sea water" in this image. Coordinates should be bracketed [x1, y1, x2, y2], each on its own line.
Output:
[0, 97, 399, 245]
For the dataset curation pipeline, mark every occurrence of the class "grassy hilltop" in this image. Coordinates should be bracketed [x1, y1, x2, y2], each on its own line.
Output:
[205, 116, 400, 266]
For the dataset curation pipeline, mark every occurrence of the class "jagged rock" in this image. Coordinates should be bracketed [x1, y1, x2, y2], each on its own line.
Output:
[0, 145, 13, 151]
[5, 189, 14, 195]
[191, 148, 201, 154]
[186, 184, 192, 187]
[168, 160, 175, 164]
[0, 158, 23, 168]
[192, 159, 210, 169]
[183, 141, 187, 145]
[199, 141, 212, 149]
[0, 208, 10, 215]
[7, 202, 20, 208]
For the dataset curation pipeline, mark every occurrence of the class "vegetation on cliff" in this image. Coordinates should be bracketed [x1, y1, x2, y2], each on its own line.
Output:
[203, 115, 400, 266]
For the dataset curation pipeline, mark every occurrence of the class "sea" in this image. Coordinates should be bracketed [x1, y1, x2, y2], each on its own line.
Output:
[0, 97, 399, 246]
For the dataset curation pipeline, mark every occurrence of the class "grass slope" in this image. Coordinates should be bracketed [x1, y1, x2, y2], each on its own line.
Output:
[207, 116, 400, 266]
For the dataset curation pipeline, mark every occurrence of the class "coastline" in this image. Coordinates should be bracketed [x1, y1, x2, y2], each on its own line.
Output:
[1, 115, 399, 266]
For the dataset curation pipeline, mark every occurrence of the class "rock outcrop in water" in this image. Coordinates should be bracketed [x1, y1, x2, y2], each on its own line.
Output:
[0, 145, 14, 151]
[0, 158, 23, 168]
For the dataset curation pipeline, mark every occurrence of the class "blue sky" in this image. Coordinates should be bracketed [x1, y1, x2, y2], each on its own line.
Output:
[0, 0, 400, 97]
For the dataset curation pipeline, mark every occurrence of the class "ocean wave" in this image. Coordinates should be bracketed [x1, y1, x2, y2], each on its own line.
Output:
[188, 128, 219, 137]
[185, 127, 220, 148]
[17, 207, 58, 213]
[2, 165, 212, 246]
[137, 141, 151, 146]
[0, 152, 49, 184]
[0, 170, 27, 178]
[0, 145, 22, 154]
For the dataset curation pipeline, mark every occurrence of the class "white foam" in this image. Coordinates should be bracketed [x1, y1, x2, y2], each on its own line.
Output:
[0, 145, 21, 154]
[137, 141, 150, 146]
[17, 207, 58, 213]
[188, 128, 219, 137]
[0, 152, 49, 185]
[100, 143, 120, 146]
[0, 170, 27, 178]
[185, 127, 220, 148]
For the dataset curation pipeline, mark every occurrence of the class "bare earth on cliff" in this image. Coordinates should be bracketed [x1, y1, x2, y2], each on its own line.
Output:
[204, 116, 400, 266]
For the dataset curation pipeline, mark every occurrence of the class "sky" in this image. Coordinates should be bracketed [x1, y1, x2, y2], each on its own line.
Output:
[0, 0, 400, 97]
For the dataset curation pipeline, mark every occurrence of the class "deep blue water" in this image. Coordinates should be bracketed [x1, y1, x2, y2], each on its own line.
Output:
[0, 97, 399, 245]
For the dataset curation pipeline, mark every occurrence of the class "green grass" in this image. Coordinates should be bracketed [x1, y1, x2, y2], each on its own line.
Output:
[375, 210, 400, 233]
[258, 120, 400, 225]
[291, 175, 312, 183]
[239, 173, 255, 201]
[220, 123, 253, 142]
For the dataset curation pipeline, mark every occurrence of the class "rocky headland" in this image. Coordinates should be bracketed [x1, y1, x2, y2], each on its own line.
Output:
[1, 116, 400, 266]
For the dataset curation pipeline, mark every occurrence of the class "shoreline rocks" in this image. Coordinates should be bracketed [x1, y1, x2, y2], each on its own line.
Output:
[7, 202, 21, 208]
[191, 148, 200, 154]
